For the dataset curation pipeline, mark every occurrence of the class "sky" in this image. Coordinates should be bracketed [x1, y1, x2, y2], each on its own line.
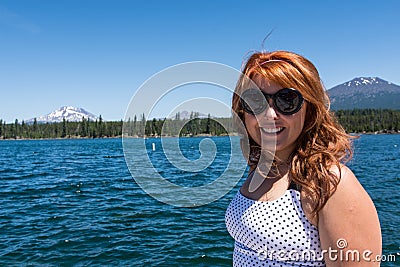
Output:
[0, 0, 399, 122]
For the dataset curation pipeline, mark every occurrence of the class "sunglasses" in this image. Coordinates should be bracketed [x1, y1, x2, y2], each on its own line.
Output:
[240, 88, 304, 115]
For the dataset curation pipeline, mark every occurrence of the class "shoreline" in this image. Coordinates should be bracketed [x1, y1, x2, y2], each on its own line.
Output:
[0, 134, 232, 141]
[1, 131, 399, 141]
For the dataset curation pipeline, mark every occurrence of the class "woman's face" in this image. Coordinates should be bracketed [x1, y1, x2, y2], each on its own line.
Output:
[244, 74, 307, 161]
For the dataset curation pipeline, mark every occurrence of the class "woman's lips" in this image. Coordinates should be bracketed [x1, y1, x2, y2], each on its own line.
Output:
[260, 127, 284, 134]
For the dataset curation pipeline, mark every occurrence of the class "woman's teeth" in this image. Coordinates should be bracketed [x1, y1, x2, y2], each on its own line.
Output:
[261, 127, 283, 134]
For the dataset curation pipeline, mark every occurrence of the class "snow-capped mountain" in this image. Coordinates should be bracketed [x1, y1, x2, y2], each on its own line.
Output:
[327, 77, 400, 110]
[26, 106, 99, 123]
[342, 77, 387, 87]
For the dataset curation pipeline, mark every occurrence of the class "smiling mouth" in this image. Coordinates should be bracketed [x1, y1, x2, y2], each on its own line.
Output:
[261, 127, 284, 134]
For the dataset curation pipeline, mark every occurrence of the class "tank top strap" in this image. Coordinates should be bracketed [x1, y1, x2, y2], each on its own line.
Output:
[288, 181, 301, 191]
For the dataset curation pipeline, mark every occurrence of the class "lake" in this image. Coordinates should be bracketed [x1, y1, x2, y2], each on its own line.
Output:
[0, 135, 398, 266]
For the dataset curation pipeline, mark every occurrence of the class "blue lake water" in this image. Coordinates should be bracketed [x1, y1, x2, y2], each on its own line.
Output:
[0, 135, 399, 266]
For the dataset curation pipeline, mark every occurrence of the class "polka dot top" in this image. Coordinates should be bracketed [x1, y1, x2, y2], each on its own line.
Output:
[225, 185, 326, 266]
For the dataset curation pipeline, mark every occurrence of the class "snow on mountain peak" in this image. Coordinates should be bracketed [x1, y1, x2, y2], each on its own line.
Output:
[27, 106, 99, 123]
[344, 77, 388, 87]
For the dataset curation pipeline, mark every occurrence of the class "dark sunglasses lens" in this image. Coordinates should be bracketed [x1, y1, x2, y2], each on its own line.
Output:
[240, 89, 267, 115]
[275, 89, 303, 115]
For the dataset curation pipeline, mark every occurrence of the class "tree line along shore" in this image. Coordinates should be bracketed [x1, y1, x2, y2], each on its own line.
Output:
[1, 109, 400, 140]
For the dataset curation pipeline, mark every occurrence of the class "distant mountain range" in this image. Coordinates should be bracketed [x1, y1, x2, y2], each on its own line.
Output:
[26, 106, 98, 124]
[26, 107, 208, 124]
[328, 77, 400, 110]
[168, 110, 209, 120]
[23, 78, 400, 123]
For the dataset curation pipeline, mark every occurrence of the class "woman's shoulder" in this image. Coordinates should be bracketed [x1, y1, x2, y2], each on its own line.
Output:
[300, 164, 356, 224]
[328, 164, 363, 197]
[323, 163, 372, 213]
[318, 164, 382, 265]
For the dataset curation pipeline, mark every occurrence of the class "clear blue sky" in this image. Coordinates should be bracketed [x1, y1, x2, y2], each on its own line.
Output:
[1, 0, 399, 122]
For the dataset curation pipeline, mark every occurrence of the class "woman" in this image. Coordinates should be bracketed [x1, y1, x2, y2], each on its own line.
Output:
[225, 50, 381, 266]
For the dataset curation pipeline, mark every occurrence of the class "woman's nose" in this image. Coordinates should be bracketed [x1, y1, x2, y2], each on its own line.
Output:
[263, 100, 278, 120]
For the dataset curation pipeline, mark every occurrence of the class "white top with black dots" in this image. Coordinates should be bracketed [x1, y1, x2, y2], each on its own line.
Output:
[225, 187, 326, 267]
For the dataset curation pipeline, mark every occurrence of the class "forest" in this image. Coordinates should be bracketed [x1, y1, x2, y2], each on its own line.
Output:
[0, 109, 399, 139]
[334, 109, 400, 133]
